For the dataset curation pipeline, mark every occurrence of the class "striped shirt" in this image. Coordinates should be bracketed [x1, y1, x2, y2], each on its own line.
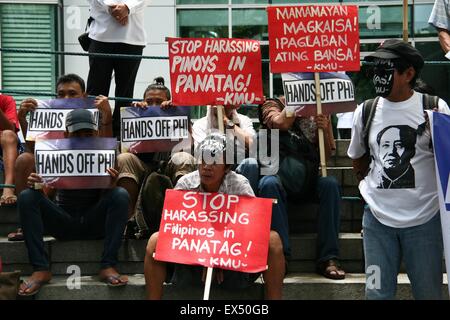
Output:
[429, 0, 450, 30]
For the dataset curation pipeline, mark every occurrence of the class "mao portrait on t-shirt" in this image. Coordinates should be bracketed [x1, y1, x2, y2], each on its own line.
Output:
[376, 125, 418, 189]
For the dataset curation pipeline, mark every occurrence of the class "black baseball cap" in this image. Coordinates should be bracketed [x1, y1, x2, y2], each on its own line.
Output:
[364, 39, 424, 71]
[65, 108, 97, 133]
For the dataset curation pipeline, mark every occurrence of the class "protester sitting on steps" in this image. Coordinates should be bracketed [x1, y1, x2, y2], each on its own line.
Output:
[117, 77, 196, 238]
[17, 108, 129, 296]
[143, 133, 285, 300]
[0, 94, 20, 206]
[192, 104, 291, 265]
[7, 74, 113, 242]
[260, 95, 345, 280]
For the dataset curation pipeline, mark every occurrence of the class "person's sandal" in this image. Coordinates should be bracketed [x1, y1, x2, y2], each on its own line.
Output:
[0, 184, 17, 207]
[18, 279, 48, 297]
[7, 228, 24, 242]
[101, 274, 128, 287]
[317, 259, 346, 280]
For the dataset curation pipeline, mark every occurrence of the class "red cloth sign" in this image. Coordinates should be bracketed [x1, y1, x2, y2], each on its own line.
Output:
[155, 190, 273, 273]
[268, 5, 360, 73]
[0, 94, 19, 131]
[168, 38, 264, 106]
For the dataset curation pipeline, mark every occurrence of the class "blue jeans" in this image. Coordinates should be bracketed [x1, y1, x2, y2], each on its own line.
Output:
[258, 175, 290, 258]
[237, 160, 290, 258]
[315, 176, 341, 263]
[18, 187, 129, 271]
[363, 206, 443, 300]
[235, 158, 259, 194]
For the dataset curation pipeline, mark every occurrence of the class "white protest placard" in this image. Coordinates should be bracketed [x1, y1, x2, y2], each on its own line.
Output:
[120, 106, 191, 153]
[26, 98, 99, 141]
[34, 137, 117, 189]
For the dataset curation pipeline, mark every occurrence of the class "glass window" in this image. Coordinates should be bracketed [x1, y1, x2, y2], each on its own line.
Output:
[177, 9, 228, 38]
[0, 4, 57, 104]
[416, 41, 450, 102]
[414, 4, 437, 37]
[232, 9, 267, 40]
[359, 5, 411, 39]
[177, 0, 227, 4]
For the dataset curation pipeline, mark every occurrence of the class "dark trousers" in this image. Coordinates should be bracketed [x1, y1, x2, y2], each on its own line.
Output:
[315, 176, 341, 263]
[87, 39, 144, 137]
[258, 175, 291, 259]
[18, 188, 129, 271]
[258, 175, 342, 263]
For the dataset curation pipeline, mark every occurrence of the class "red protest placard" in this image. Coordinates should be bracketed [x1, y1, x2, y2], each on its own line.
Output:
[268, 5, 360, 73]
[168, 37, 264, 106]
[154, 190, 273, 273]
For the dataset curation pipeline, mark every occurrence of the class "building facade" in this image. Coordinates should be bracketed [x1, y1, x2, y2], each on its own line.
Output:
[0, 0, 448, 108]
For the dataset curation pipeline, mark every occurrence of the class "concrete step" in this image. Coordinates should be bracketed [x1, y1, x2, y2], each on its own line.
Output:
[328, 139, 352, 167]
[327, 157, 353, 167]
[24, 273, 448, 300]
[0, 223, 17, 237]
[0, 199, 364, 223]
[327, 167, 359, 189]
[288, 200, 363, 233]
[0, 205, 17, 223]
[0, 204, 19, 237]
[0, 203, 364, 237]
[335, 139, 350, 157]
[0, 233, 364, 275]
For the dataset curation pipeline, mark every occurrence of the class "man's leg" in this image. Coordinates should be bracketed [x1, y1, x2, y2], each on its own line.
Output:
[165, 152, 196, 185]
[263, 231, 285, 300]
[82, 187, 129, 276]
[8, 152, 34, 241]
[258, 175, 290, 258]
[363, 206, 401, 300]
[112, 43, 144, 137]
[316, 176, 343, 276]
[0, 130, 18, 203]
[116, 153, 148, 218]
[144, 232, 167, 300]
[236, 158, 259, 194]
[140, 172, 173, 235]
[401, 213, 443, 300]
[18, 189, 74, 294]
[14, 152, 34, 196]
[87, 40, 114, 97]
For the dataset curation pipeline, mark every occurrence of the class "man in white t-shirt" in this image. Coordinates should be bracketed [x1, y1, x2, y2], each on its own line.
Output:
[348, 39, 450, 299]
